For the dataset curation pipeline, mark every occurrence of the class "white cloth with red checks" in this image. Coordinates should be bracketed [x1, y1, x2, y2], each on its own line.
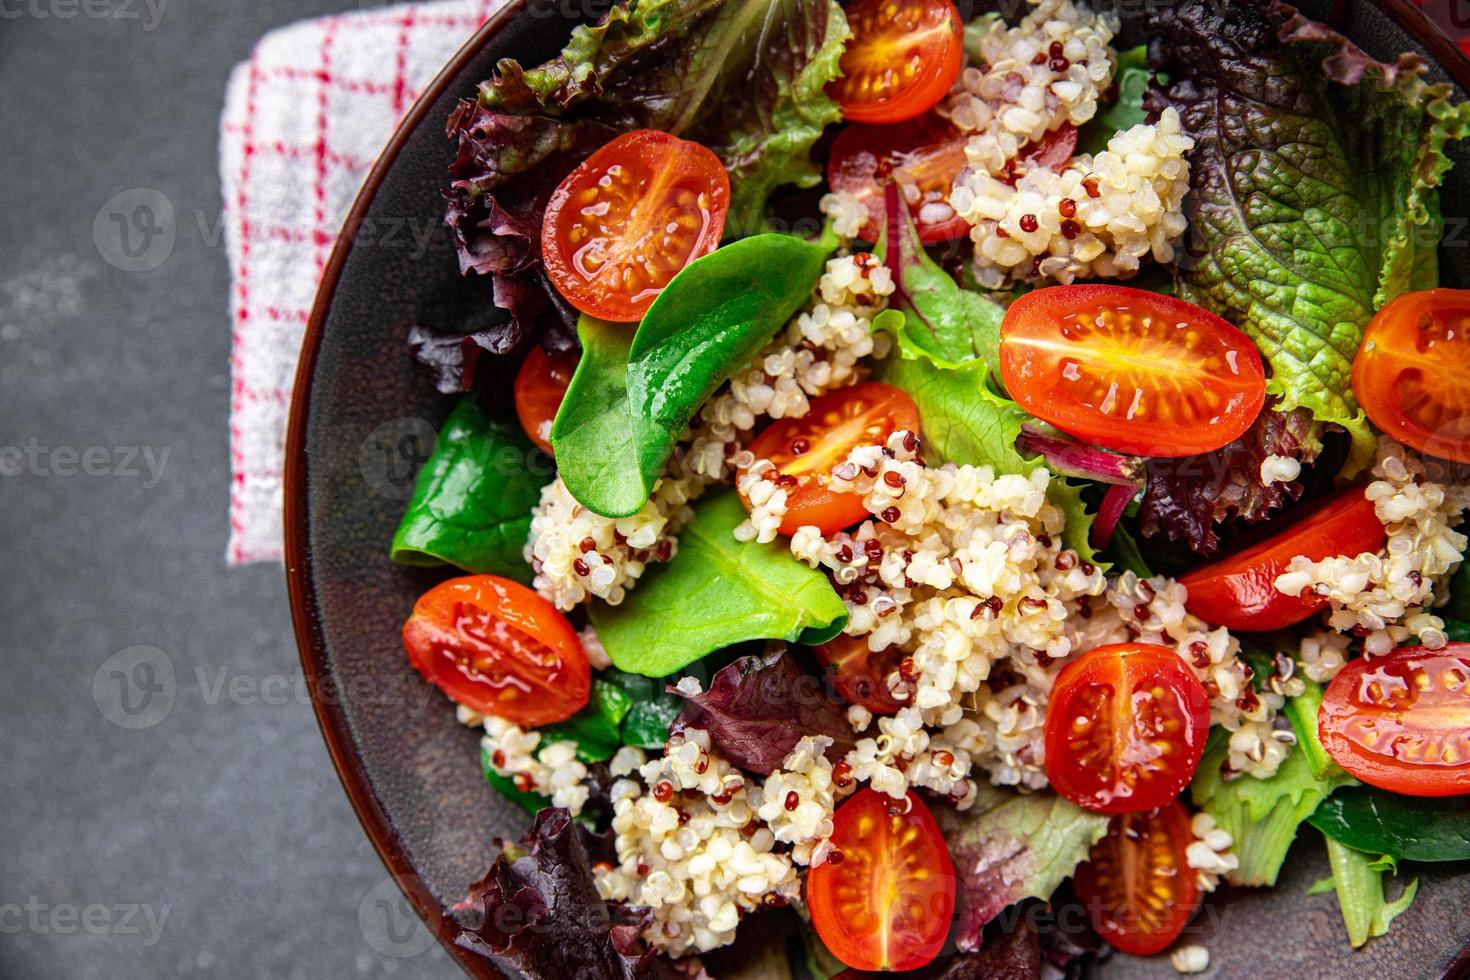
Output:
[221, 0, 503, 564]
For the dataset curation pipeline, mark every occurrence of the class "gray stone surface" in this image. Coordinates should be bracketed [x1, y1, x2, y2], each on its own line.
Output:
[0, 3, 460, 977]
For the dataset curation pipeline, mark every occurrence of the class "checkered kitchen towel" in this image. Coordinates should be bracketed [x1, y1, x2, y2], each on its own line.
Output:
[221, 0, 505, 564]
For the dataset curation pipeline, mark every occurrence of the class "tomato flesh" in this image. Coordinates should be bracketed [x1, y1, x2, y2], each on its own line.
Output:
[1180, 487, 1386, 632]
[1073, 801, 1201, 956]
[807, 789, 955, 972]
[999, 285, 1267, 457]
[741, 382, 921, 537]
[541, 129, 729, 323]
[1352, 288, 1470, 463]
[830, 0, 963, 124]
[1319, 643, 1470, 796]
[1044, 643, 1210, 814]
[401, 574, 589, 726]
[814, 633, 910, 715]
[827, 112, 970, 243]
[514, 346, 578, 454]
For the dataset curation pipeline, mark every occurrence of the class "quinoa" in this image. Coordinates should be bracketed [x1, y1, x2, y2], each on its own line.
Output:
[1273, 438, 1469, 654]
[480, 717, 592, 815]
[1171, 945, 1211, 974]
[1186, 810, 1239, 890]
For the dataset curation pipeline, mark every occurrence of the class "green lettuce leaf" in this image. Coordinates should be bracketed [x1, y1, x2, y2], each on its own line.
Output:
[1321, 834, 1419, 948]
[943, 786, 1109, 951]
[390, 396, 552, 583]
[552, 233, 834, 517]
[1147, 0, 1470, 470]
[1191, 712, 1354, 886]
[446, 0, 849, 348]
[590, 491, 848, 676]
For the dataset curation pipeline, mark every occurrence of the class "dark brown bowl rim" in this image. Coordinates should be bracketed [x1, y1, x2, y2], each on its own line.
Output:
[284, 2, 1470, 977]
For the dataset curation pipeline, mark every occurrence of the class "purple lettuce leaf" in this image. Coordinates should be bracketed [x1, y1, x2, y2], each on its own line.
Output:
[453, 808, 674, 979]
[1137, 404, 1319, 554]
[942, 788, 1108, 953]
[670, 649, 854, 775]
[833, 918, 1043, 980]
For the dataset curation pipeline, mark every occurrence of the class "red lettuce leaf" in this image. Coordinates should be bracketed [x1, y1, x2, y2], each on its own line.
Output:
[1137, 404, 1319, 554]
[453, 808, 673, 979]
[834, 917, 1042, 980]
[670, 649, 854, 775]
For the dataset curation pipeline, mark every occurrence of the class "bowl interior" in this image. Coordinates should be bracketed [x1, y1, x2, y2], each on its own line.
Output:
[289, 1, 1470, 976]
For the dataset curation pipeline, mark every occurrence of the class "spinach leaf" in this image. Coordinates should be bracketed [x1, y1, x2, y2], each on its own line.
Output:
[1309, 787, 1470, 863]
[1147, 0, 1470, 471]
[1321, 834, 1419, 949]
[943, 786, 1109, 951]
[549, 316, 643, 516]
[553, 234, 834, 517]
[595, 667, 686, 751]
[589, 491, 848, 677]
[537, 677, 634, 763]
[1076, 45, 1151, 156]
[1446, 618, 1470, 643]
[390, 396, 552, 583]
[1444, 561, 1470, 623]
[445, 0, 849, 351]
[482, 747, 551, 815]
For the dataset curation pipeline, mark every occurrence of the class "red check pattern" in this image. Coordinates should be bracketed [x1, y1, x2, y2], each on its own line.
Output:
[222, 0, 503, 564]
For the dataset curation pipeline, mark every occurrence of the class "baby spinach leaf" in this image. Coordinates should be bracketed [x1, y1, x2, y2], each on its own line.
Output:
[1076, 45, 1152, 156]
[602, 668, 687, 750]
[549, 316, 644, 517]
[390, 396, 553, 583]
[1147, 0, 1470, 471]
[537, 677, 635, 763]
[876, 183, 1004, 368]
[1309, 787, 1470, 863]
[589, 490, 848, 677]
[1444, 562, 1470, 623]
[553, 234, 835, 517]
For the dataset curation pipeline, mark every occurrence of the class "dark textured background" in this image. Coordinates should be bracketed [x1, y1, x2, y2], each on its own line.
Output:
[0, 1, 461, 976]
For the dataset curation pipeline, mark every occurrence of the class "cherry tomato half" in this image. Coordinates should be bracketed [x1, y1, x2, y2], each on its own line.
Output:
[514, 346, 579, 455]
[999, 286, 1267, 457]
[401, 574, 589, 726]
[814, 634, 910, 715]
[1180, 486, 1386, 632]
[541, 129, 729, 323]
[741, 383, 921, 537]
[1352, 288, 1470, 463]
[827, 111, 970, 243]
[1073, 801, 1201, 956]
[1044, 643, 1211, 814]
[1319, 643, 1470, 796]
[830, 0, 964, 124]
[807, 789, 956, 972]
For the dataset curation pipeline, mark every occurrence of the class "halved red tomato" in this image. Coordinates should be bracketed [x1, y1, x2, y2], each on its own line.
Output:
[1319, 643, 1470, 796]
[541, 129, 729, 323]
[514, 346, 579, 454]
[829, 0, 963, 124]
[1044, 643, 1211, 814]
[827, 111, 970, 243]
[401, 574, 589, 726]
[1181, 486, 1386, 632]
[814, 634, 909, 715]
[741, 383, 920, 536]
[1073, 801, 1201, 955]
[999, 286, 1267, 457]
[1352, 288, 1470, 463]
[807, 789, 955, 972]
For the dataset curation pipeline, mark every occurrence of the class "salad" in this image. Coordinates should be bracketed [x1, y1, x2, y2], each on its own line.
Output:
[388, 0, 1470, 975]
